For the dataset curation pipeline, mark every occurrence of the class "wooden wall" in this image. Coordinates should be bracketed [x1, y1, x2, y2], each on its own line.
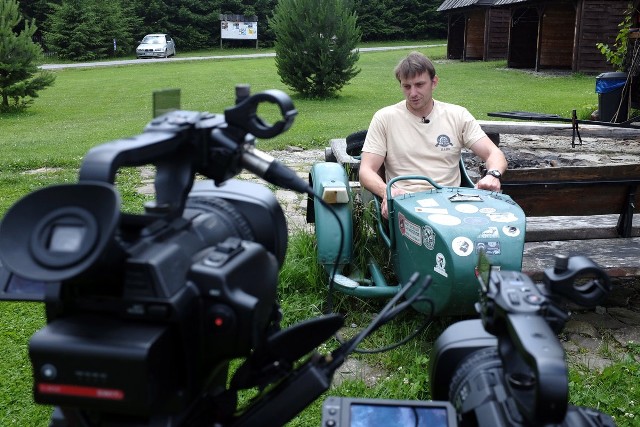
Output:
[442, 0, 631, 73]
[486, 8, 511, 60]
[574, 0, 629, 73]
[443, 7, 510, 61]
[538, 3, 575, 69]
[447, 13, 465, 59]
[465, 9, 487, 59]
[508, 6, 539, 68]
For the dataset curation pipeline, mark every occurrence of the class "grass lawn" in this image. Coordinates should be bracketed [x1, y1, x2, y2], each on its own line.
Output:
[2, 41, 636, 426]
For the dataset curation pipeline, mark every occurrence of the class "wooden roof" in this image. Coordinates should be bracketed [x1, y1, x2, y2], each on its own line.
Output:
[437, 0, 495, 12]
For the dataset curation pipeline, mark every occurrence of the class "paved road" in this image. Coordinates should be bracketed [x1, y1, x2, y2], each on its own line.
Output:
[39, 44, 445, 70]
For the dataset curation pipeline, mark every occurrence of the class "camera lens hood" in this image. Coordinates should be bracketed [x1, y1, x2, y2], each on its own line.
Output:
[0, 182, 120, 282]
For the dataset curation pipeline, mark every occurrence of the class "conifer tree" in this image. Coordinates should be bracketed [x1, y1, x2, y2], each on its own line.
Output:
[0, 0, 55, 112]
[270, 0, 361, 98]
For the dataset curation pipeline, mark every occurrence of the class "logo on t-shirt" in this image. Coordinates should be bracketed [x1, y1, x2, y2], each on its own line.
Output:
[435, 134, 452, 149]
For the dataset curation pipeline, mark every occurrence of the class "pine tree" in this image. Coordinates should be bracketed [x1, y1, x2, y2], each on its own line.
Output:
[45, 0, 136, 61]
[0, 0, 55, 112]
[270, 0, 361, 98]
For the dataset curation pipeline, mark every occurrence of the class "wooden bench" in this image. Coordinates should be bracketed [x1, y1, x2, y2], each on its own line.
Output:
[502, 164, 640, 280]
[326, 138, 640, 281]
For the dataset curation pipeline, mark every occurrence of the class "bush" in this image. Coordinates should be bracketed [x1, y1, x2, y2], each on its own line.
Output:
[0, 0, 55, 112]
[270, 0, 361, 98]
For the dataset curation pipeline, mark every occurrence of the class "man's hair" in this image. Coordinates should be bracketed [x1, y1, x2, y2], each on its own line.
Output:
[394, 51, 436, 81]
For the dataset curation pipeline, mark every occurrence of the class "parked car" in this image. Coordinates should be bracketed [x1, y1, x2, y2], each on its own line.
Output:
[136, 34, 176, 59]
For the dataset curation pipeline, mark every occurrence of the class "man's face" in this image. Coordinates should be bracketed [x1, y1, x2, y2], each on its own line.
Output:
[400, 72, 438, 114]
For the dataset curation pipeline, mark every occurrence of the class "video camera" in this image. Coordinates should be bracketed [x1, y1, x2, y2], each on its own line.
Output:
[0, 85, 619, 427]
[322, 253, 617, 427]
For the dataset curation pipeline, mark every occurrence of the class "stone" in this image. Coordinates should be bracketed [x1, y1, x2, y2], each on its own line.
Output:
[607, 307, 640, 326]
[564, 319, 600, 338]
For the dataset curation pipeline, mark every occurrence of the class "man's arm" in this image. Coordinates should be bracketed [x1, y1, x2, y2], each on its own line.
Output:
[359, 152, 406, 219]
[359, 152, 387, 198]
[469, 136, 507, 191]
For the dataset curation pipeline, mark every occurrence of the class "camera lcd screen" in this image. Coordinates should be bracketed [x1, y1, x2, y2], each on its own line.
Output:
[322, 397, 457, 427]
[48, 224, 86, 253]
[350, 403, 450, 427]
[0, 265, 47, 301]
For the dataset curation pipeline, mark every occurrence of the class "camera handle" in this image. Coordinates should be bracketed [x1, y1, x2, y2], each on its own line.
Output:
[77, 87, 305, 219]
[501, 312, 568, 425]
[480, 269, 571, 425]
[225, 87, 297, 139]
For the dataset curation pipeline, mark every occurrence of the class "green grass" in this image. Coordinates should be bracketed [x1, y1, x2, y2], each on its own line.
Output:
[279, 230, 640, 427]
[0, 42, 628, 425]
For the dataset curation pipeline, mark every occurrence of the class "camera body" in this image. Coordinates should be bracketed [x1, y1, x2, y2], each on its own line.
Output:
[10, 179, 285, 417]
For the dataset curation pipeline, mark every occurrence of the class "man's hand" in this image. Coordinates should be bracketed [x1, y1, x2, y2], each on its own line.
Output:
[381, 187, 407, 219]
[476, 175, 501, 192]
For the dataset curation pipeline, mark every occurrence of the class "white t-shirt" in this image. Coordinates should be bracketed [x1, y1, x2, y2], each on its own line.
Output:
[362, 99, 487, 192]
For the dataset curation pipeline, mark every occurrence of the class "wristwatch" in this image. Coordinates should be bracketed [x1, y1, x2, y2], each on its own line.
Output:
[484, 169, 502, 180]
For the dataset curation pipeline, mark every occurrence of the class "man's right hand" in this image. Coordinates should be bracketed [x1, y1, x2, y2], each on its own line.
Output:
[381, 187, 407, 219]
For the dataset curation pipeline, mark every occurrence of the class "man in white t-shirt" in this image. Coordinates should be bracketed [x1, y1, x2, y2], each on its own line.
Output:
[360, 51, 507, 218]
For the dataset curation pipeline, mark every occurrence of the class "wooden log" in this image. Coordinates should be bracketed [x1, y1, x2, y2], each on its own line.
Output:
[525, 214, 640, 241]
[522, 237, 640, 280]
[477, 120, 640, 139]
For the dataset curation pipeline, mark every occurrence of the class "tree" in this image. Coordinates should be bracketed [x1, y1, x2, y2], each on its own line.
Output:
[0, 0, 55, 112]
[597, 10, 632, 72]
[270, 0, 361, 98]
[45, 0, 137, 61]
[354, 0, 446, 41]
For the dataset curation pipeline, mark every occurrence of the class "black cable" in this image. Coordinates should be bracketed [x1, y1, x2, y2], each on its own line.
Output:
[331, 275, 433, 359]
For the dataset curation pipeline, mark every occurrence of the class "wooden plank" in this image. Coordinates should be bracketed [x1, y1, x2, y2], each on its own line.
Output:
[522, 237, 640, 280]
[525, 215, 640, 242]
[503, 182, 637, 217]
[330, 139, 359, 167]
[503, 164, 640, 181]
[502, 164, 640, 218]
[477, 120, 640, 139]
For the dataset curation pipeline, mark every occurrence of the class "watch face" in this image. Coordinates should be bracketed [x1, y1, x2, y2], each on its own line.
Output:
[488, 170, 501, 179]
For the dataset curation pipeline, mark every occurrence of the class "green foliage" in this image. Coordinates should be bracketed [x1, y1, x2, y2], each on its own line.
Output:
[569, 360, 640, 425]
[0, 0, 55, 112]
[355, 0, 446, 41]
[19, 0, 447, 59]
[45, 0, 138, 61]
[271, 0, 361, 98]
[596, 10, 632, 72]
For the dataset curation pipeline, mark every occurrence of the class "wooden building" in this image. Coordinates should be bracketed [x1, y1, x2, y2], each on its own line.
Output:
[437, 0, 511, 61]
[439, 0, 632, 73]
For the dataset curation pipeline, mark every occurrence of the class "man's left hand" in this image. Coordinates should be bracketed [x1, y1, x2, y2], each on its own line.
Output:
[476, 175, 501, 192]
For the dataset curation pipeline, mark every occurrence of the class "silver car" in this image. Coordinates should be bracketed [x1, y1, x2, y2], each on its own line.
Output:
[136, 34, 176, 59]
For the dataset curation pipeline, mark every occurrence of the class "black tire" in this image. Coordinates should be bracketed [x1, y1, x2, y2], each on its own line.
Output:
[345, 129, 367, 156]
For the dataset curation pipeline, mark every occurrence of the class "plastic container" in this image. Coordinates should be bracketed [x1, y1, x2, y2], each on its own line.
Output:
[595, 72, 629, 123]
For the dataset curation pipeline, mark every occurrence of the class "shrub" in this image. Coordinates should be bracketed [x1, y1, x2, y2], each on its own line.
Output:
[270, 0, 361, 98]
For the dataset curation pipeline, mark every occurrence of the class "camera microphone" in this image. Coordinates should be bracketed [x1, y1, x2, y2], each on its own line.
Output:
[421, 117, 430, 124]
[241, 145, 313, 196]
